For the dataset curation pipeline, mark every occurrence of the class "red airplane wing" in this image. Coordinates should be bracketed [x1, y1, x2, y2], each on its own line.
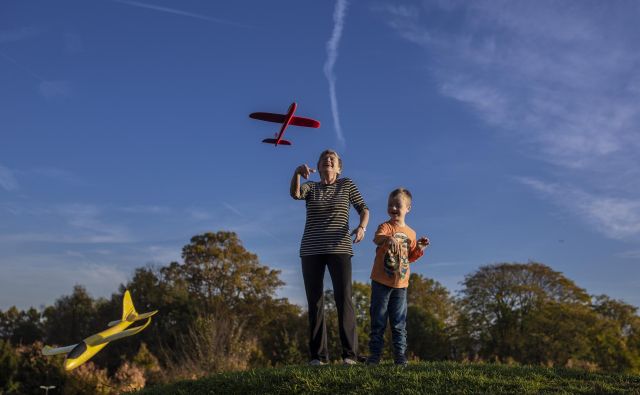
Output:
[262, 138, 292, 145]
[249, 112, 287, 124]
[290, 116, 321, 128]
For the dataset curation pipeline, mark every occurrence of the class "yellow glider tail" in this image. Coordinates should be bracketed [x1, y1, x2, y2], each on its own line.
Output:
[122, 289, 137, 321]
[121, 290, 158, 323]
[108, 290, 157, 327]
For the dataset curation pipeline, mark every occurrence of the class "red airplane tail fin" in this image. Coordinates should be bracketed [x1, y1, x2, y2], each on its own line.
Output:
[262, 138, 292, 146]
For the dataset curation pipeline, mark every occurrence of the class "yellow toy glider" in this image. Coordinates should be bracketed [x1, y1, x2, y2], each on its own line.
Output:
[42, 290, 157, 371]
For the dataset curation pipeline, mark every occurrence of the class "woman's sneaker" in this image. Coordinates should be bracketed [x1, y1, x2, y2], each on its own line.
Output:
[343, 358, 358, 365]
[309, 359, 326, 366]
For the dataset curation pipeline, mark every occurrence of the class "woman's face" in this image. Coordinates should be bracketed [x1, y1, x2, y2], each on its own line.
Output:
[318, 152, 341, 175]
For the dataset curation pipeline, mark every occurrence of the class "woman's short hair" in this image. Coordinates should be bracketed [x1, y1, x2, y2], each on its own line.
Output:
[317, 149, 343, 175]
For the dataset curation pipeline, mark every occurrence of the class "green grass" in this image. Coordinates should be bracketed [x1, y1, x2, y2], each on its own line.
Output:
[137, 361, 640, 394]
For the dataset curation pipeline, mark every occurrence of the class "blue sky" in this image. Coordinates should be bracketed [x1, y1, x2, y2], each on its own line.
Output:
[2, 0, 640, 310]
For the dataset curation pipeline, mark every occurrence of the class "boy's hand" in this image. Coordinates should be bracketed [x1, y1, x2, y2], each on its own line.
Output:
[417, 236, 430, 250]
[296, 164, 316, 179]
[387, 236, 401, 255]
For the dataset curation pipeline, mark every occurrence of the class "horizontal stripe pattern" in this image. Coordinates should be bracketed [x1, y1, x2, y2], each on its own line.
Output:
[296, 178, 367, 256]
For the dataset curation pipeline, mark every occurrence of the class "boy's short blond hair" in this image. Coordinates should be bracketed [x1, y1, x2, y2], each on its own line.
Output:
[389, 188, 412, 204]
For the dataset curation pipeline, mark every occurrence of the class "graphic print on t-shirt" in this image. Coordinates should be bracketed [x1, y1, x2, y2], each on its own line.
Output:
[383, 232, 410, 280]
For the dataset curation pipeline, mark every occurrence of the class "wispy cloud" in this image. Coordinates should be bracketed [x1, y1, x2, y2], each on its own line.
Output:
[440, 80, 509, 127]
[0, 164, 18, 191]
[0, 201, 162, 244]
[427, 260, 471, 268]
[119, 205, 170, 214]
[377, 1, 640, 238]
[112, 0, 250, 28]
[0, 27, 40, 43]
[0, 51, 46, 81]
[38, 80, 72, 100]
[0, 258, 129, 310]
[191, 202, 294, 242]
[0, 204, 134, 244]
[617, 250, 640, 259]
[372, 4, 427, 45]
[146, 245, 181, 264]
[186, 207, 212, 221]
[0, 196, 302, 308]
[64, 33, 83, 53]
[59, 204, 133, 243]
[324, 0, 349, 148]
[32, 167, 82, 185]
[377, 1, 640, 168]
[0, 52, 72, 100]
[518, 177, 640, 241]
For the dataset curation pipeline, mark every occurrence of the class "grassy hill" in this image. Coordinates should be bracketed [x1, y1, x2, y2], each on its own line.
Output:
[137, 361, 640, 394]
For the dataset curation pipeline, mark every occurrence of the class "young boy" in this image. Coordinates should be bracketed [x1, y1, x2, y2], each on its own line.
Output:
[367, 188, 430, 366]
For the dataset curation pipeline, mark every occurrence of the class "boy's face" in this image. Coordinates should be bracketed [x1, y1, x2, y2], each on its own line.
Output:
[387, 195, 411, 223]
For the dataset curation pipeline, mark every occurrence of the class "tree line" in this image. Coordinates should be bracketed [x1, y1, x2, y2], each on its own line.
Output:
[1, 231, 639, 393]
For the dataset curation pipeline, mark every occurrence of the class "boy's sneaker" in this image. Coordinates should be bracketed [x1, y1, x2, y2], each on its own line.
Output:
[309, 359, 326, 366]
[365, 357, 380, 366]
[343, 358, 358, 366]
[394, 354, 408, 367]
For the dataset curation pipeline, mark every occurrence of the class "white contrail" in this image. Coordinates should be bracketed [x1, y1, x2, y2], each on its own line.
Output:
[112, 0, 251, 28]
[323, 0, 349, 147]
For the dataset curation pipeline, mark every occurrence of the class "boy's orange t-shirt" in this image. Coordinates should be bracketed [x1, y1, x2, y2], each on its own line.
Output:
[370, 221, 424, 289]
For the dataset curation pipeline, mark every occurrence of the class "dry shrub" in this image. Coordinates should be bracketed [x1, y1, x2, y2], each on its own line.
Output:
[65, 362, 114, 395]
[114, 362, 146, 393]
[132, 342, 161, 373]
[132, 342, 163, 385]
[162, 313, 258, 381]
[566, 358, 599, 372]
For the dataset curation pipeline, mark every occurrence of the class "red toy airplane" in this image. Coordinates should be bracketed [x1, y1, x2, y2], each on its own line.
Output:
[249, 102, 320, 146]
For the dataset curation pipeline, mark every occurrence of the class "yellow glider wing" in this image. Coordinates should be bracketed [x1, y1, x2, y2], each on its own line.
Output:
[132, 310, 158, 321]
[42, 344, 77, 356]
[108, 309, 158, 327]
[86, 317, 155, 347]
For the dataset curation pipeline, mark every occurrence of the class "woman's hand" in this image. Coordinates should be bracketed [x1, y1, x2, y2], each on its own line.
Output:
[351, 226, 366, 243]
[296, 164, 316, 179]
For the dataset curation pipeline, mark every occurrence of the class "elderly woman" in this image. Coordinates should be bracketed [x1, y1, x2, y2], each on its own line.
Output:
[290, 149, 369, 365]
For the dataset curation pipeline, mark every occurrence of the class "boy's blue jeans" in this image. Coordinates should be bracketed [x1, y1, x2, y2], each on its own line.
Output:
[368, 280, 407, 364]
